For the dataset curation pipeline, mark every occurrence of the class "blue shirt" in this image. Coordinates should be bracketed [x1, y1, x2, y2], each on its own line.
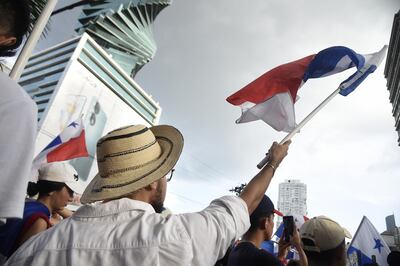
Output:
[0, 200, 50, 258]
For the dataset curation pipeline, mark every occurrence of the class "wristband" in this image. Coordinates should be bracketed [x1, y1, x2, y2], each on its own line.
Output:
[265, 163, 276, 174]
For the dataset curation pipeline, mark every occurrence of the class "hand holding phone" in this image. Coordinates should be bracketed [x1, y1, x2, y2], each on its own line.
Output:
[283, 215, 294, 242]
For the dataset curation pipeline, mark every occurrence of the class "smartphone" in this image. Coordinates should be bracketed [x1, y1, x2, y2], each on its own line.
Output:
[283, 215, 294, 242]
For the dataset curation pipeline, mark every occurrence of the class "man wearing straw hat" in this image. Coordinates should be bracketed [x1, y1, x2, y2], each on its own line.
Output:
[6, 125, 291, 266]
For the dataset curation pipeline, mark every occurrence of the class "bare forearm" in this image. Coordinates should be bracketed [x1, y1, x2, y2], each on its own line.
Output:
[298, 247, 308, 266]
[239, 165, 275, 214]
[239, 141, 291, 214]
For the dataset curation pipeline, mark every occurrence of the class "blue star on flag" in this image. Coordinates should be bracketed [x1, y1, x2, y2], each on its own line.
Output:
[373, 238, 384, 253]
[69, 121, 79, 128]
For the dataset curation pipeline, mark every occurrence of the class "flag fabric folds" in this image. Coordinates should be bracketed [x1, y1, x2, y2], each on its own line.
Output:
[347, 216, 391, 266]
[226, 46, 387, 132]
[32, 118, 89, 170]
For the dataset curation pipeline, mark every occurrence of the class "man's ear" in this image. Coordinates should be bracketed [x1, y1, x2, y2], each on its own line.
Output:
[0, 36, 17, 47]
[145, 180, 158, 191]
[259, 217, 268, 230]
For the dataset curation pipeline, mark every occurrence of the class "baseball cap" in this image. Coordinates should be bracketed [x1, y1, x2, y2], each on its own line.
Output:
[38, 162, 83, 195]
[250, 195, 278, 225]
[300, 215, 352, 252]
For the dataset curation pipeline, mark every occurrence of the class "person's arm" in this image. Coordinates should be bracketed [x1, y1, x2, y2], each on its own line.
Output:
[17, 218, 48, 248]
[290, 225, 308, 266]
[56, 208, 73, 219]
[277, 237, 290, 263]
[239, 141, 291, 214]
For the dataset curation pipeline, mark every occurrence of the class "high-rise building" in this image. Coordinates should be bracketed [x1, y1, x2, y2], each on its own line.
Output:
[384, 10, 400, 145]
[386, 214, 397, 232]
[18, 0, 170, 190]
[76, 0, 172, 77]
[277, 179, 307, 225]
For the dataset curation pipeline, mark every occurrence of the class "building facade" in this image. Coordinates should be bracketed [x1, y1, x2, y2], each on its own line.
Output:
[384, 10, 400, 145]
[277, 179, 307, 225]
[18, 0, 170, 188]
[76, 0, 172, 77]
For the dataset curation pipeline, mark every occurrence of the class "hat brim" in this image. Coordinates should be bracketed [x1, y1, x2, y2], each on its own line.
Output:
[80, 125, 183, 204]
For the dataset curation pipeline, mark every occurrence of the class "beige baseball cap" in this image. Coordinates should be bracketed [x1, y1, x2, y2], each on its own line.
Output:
[300, 215, 352, 252]
[39, 162, 84, 195]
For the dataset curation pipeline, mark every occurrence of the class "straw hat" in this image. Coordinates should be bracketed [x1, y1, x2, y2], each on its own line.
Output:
[80, 124, 183, 204]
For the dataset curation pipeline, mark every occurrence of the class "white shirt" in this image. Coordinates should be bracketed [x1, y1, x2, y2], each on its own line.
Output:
[6, 196, 250, 266]
[0, 72, 37, 221]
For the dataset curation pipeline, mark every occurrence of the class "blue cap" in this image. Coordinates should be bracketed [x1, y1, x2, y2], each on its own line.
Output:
[250, 195, 275, 226]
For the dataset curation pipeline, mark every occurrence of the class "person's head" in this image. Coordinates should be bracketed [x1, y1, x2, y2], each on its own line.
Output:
[80, 125, 184, 213]
[0, 0, 30, 57]
[248, 195, 276, 241]
[300, 216, 352, 266]
[28, 162, 82, 211]
[387, 251, 400, 266]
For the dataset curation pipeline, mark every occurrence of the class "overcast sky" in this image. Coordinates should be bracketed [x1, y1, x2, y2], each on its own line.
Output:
[37, 0, 399, 234]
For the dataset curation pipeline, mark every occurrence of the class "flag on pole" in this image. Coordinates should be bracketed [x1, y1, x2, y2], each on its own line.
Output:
[347, 216, 391, 266]
[227, 46, 387, 132]
[32, 118, 89, 170]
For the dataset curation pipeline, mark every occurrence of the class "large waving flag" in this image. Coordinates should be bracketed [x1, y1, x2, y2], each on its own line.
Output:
[347, 216, 390, 266]
[32, 118, 89, 170]
[227, 46, 387, 132]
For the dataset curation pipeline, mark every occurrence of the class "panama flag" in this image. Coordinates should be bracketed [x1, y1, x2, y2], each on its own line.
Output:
[32, 118, 89, 169]
[347, 216, 390, 266]
[227, 46, 387, 132]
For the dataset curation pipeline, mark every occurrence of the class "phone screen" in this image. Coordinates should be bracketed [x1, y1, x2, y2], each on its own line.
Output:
[283, 215, 294, 242]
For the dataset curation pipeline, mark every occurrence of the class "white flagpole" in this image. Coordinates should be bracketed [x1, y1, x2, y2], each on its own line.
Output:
[257, 87, 341, 169]
[9, 0, 58, 81]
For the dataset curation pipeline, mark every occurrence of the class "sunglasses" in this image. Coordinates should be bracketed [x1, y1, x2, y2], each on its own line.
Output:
[166, 169, 175, 182]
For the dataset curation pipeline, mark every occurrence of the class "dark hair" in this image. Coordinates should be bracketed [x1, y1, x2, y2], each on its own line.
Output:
[287, 260, 301, 266]
[303, 240, 346, 265]
[249, 195, 275, 230]
[387, 251, 400, 266]
[0, 0, 31, 57]
[27, 180, 66, 198]
[249, 212, 273, 231]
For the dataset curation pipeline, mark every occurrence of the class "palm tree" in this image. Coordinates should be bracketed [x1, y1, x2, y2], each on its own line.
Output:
[28, 0, 50, 36]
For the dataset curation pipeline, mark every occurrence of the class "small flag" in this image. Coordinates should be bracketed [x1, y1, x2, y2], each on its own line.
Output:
[347, 216, 391, 266]
[227, 46, 387, 132]
[32, 118, 89, 170]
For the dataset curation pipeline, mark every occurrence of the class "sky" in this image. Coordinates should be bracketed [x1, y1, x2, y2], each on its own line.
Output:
[34, 0, 399, 235]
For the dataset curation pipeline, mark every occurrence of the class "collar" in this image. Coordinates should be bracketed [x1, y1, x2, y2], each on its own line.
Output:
[73, 198, 156, 218]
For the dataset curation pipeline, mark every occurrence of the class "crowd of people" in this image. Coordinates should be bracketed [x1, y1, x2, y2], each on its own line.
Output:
[0, 0, 399, 266]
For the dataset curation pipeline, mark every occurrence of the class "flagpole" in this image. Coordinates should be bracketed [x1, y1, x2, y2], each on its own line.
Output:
[9, 0, 58, 81]
[257, 87, 341, 169]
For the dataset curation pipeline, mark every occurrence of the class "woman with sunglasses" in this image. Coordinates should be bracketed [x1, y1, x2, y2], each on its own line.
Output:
[0, 162, 82, 261]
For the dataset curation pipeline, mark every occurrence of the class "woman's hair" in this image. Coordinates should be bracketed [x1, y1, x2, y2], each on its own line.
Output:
[27, 180, 66, 198]
[0, 0, 31, 57]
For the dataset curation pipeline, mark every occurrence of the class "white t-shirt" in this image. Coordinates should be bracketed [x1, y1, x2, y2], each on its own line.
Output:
[0, 72, 37, 221]
[6, 196, 250, 266]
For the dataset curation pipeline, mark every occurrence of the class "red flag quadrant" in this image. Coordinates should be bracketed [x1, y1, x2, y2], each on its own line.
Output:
[227, 46, 387, 133]
[32, 118, 89, 171]
[46, 130, 88, 162]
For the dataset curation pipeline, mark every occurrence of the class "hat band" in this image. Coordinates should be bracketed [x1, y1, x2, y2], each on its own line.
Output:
[97, 127, 149, 146]
[92, 137, 173, 193]
[97, 139, 157, 163]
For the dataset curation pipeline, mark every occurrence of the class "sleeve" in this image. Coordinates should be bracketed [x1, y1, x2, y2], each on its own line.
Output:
[178, 195, 250, 265]
[0, 97, 37, 219]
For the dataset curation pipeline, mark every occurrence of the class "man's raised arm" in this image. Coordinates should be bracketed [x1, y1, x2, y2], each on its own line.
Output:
[239, 141, 291, 214]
